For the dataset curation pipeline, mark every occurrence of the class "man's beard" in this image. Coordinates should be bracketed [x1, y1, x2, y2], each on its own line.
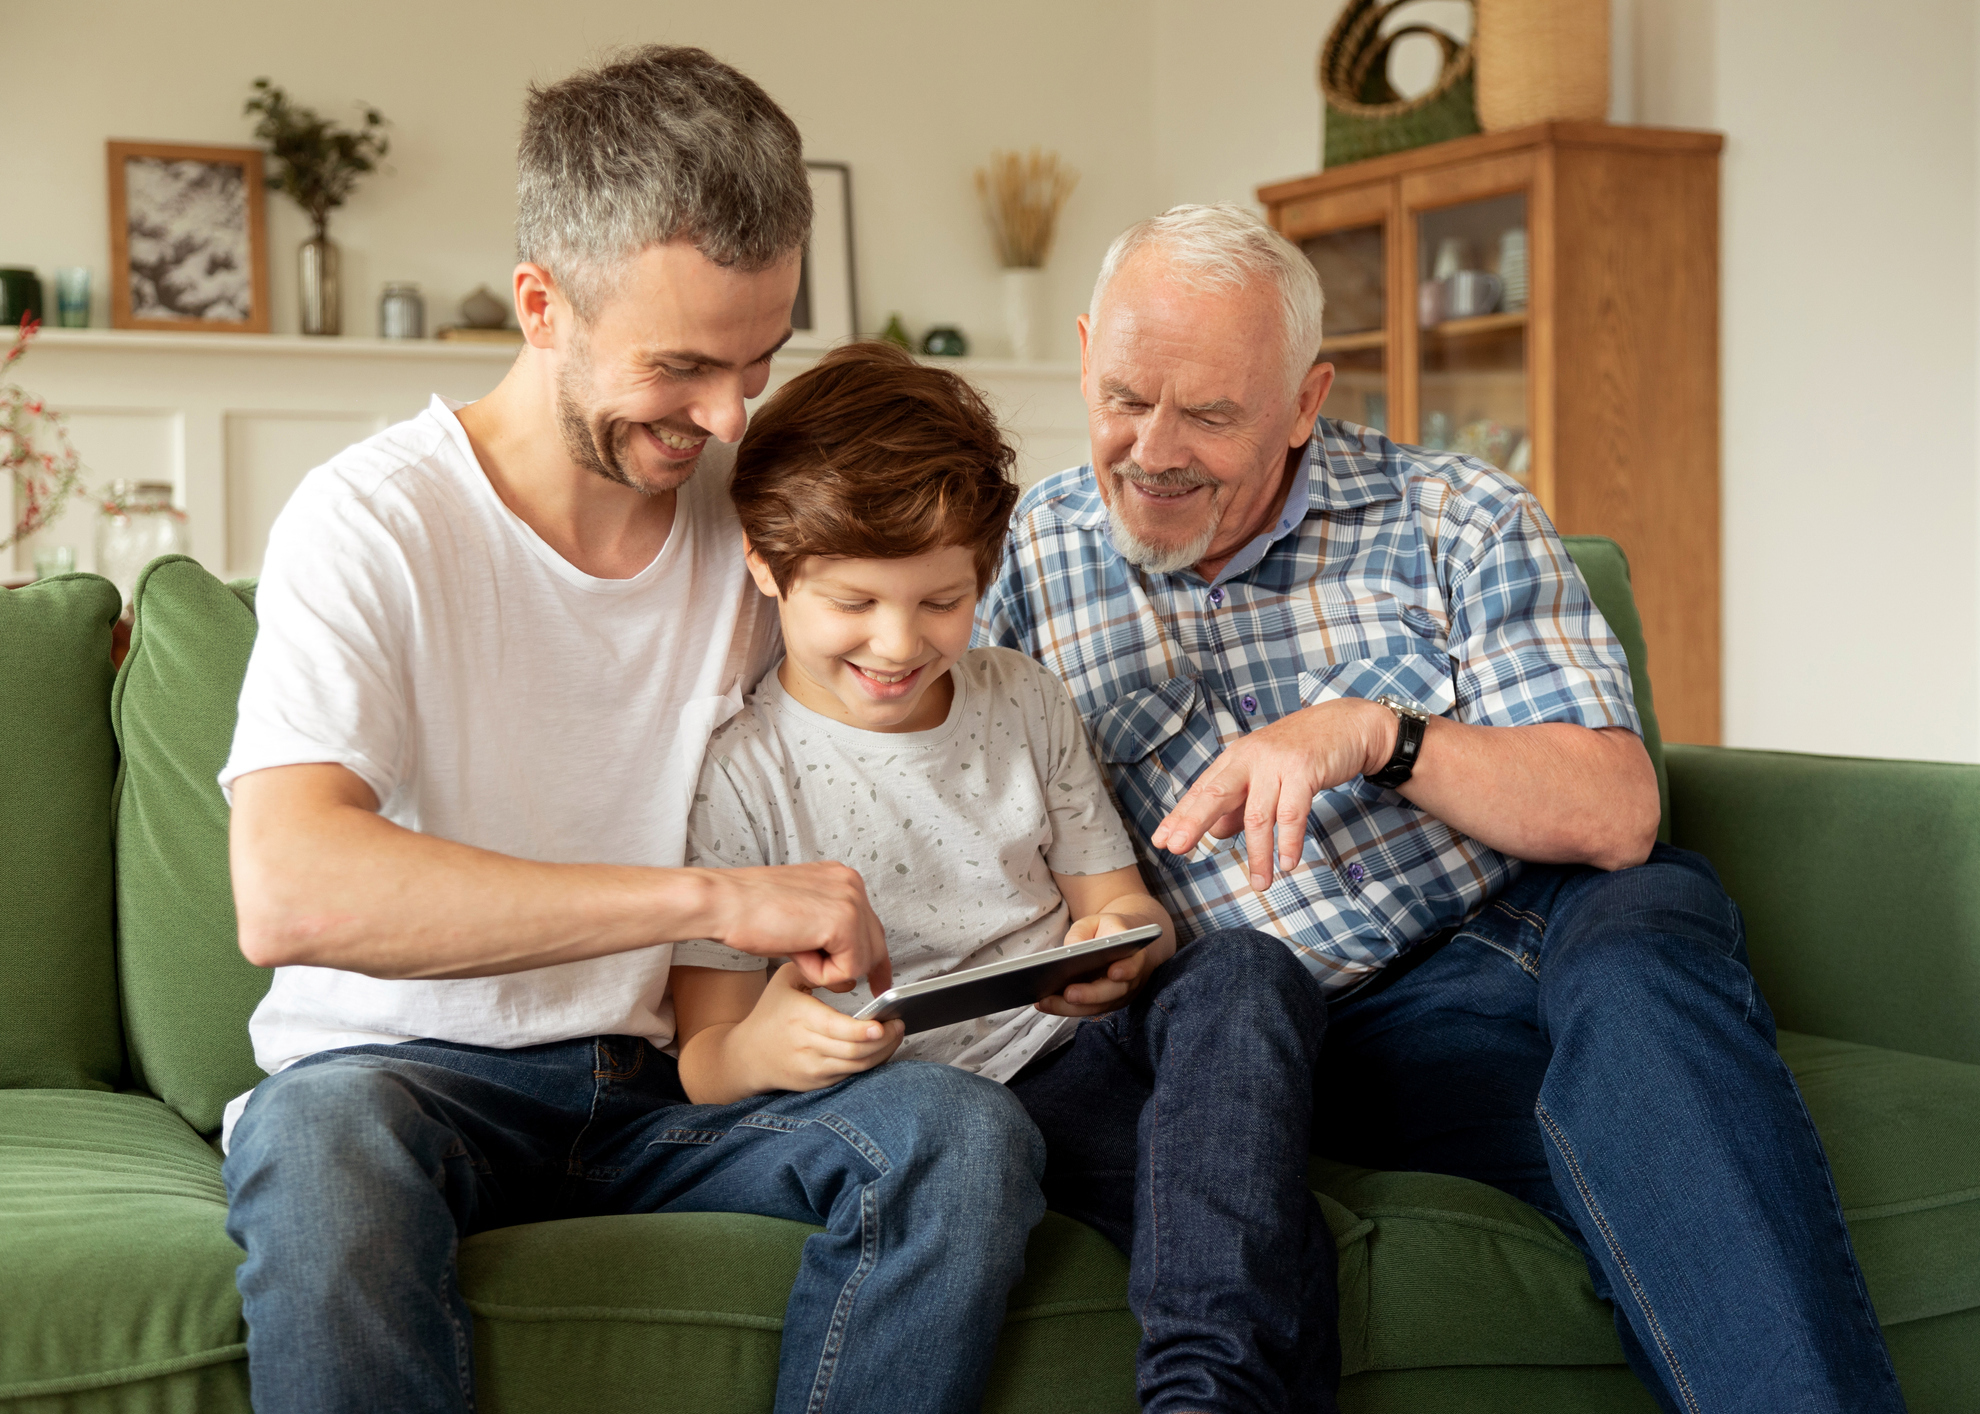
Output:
[554, 336, 702, 495]
[1103, 459, 1225, 573]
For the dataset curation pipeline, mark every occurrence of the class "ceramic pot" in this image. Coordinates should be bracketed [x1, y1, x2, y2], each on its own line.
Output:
[1001, 268, 1048, 361]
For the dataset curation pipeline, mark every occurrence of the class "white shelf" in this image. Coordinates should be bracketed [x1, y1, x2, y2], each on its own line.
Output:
[28, 327, 1083, 379]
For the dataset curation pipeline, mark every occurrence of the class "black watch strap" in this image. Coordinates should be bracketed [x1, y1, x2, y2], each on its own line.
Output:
[1366, 696, 1428, 789]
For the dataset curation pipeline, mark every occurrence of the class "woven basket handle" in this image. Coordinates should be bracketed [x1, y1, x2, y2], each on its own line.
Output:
[1348, 23, 1463, 105]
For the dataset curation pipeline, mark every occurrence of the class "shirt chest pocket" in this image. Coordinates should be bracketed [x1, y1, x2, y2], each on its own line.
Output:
[1087, 676, 1232, 821]
[1296, 653, 1458, 720]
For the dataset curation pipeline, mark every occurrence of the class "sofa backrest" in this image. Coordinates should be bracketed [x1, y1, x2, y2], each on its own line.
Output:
[1559, 535, 1669, 837]
[111, 556, 269, 1134]
[0, 574, 126, 1091]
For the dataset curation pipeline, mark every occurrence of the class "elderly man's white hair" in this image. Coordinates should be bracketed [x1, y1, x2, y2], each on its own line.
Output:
[1089, 204, 1326, 391]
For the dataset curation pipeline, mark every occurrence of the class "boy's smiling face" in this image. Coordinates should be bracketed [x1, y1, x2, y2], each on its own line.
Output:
[747, 543, 980, 734]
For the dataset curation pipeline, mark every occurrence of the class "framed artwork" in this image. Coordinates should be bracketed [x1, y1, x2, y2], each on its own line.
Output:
[787, 161, 858, 351]
[107, 141, 270, 334]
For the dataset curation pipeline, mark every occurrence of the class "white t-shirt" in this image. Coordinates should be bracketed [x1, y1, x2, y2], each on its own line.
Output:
[219, 395, 779, 1145]
[680, 647, 1139, 1083]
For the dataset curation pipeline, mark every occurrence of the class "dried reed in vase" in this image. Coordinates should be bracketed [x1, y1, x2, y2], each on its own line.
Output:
[975, 149, 1078, 270]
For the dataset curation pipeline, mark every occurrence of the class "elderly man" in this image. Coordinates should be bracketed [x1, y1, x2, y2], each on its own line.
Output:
[976, 204, 1903, 1414]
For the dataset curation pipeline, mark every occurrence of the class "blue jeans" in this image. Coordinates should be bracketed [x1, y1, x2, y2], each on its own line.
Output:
[223, 1037, 1044, 1414]
[1322, 843, 1905, 1413]
[1009, 929, 1339, 1414]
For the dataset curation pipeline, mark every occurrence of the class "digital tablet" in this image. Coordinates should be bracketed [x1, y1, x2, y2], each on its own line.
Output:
[851, 925, 1162, 1035]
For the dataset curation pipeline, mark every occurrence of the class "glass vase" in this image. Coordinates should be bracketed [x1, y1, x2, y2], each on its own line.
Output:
[300, 236, 341, 336]
[95, 481, 191, 611]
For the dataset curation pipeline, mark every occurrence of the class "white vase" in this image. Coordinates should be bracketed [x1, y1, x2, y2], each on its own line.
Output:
[1001, 268, 1049, 361]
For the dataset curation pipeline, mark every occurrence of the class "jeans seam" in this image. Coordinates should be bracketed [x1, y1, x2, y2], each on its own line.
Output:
[1454, 928, 1540, 979]
[1535, 1101, 1701, 1414]
[442, 1252, 474, 1411]
[804, 1179, 880, 1414]
[1772, 1056, 1906, 1393]
[1492, 898, 1548, 930]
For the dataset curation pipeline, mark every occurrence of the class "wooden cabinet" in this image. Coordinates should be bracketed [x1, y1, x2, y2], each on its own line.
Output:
[1259, 122, 1724, 745]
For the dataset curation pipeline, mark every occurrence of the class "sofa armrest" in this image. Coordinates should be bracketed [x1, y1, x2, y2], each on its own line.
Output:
[1666, 743, 1980, 1066]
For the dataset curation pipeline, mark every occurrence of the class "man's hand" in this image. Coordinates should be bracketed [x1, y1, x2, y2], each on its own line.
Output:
[1149, 698, 1394, 892]
[697, 862, 894, 995]
[727, 964, 906, 1095]
[1036, 909, 1180, 1018]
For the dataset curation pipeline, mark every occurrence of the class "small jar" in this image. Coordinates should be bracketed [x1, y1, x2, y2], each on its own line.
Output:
[96, 481, 191, 611]
[379, 282, 425, 340]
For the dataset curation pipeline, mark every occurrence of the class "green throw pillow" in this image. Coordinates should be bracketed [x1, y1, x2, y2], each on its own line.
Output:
[111, 556, 270, 1134]
[0, 573, 125, 1091]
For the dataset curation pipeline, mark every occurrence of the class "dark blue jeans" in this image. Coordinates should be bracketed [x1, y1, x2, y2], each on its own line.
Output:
[1010, 929, 1339, 1414]
[223, 1038, 1044, 1414]
[1322, 843, 1905, 1413]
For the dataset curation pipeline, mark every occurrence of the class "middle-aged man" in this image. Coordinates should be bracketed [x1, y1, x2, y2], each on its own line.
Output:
[219, 47, 1045, 1414]
[977, 204, 1905, 1414]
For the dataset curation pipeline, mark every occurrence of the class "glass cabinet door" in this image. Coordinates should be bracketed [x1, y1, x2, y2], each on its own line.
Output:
[1301, 223, 1389, 435]
[1413, 192, 1530, 482]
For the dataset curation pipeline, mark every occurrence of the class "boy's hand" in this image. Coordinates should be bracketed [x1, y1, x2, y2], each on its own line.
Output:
[1035, 911, 1177, 1018]
[728, 963, 905, 1094]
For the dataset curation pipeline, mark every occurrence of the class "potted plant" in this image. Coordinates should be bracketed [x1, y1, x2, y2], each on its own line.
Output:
[244, 78, 389, 336]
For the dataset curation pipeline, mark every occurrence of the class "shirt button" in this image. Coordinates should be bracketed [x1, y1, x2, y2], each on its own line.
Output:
[1209, 586, 1226, 606]
[1347, 863, 1366, 883]
[1241, 694, 1258, 715]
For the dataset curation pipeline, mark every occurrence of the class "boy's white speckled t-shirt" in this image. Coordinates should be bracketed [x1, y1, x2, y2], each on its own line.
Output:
[676, 646, 1139, 1082]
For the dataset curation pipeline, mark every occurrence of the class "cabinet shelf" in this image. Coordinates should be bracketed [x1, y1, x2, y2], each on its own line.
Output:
[1319, 328, 1388, 354]
[1422, 310, 1528, 341]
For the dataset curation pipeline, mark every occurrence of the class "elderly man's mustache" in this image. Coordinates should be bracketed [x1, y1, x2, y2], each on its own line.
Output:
[1109, 459, 1220, 492]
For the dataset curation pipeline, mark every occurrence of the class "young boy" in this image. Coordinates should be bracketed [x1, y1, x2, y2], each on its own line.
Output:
[672, 342, 1338, 1414]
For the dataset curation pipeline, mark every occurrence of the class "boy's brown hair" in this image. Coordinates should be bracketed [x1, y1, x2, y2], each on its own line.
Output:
[732, 341, 1021, 593]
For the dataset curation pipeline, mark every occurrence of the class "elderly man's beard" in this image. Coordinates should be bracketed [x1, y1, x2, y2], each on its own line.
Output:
[554, 335, 703, 495]
[1103, 459, 1226, 573]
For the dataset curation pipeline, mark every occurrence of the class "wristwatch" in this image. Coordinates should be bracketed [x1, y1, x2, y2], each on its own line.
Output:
[1366, 696, 1430, 789]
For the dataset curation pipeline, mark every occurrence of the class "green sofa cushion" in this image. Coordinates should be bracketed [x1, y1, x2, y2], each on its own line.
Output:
[1559, 536, 1668, 837]
[110, 557, 270, 1136]
[461, 1210, 1141, 1413]
[0, 1090, 245, 1408]
[7, 1028, 1971, 1412]
[1778, 1030, 1980, 1326]
[0, 574, 125, 1092]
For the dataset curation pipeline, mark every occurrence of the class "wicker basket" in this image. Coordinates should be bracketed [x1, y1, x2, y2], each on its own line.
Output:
[1475, 0, 1610, 131]
[1320, 0, 1480, 168]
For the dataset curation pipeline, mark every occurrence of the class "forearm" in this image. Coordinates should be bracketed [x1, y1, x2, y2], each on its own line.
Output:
[676, 1021, 767, 1105]
[232, 789, 725, 978]
[1397, 717, 1659, 871]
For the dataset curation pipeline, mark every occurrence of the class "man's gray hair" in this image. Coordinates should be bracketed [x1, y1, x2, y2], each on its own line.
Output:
[517, 46, 812, 319]
[1090, 204, 1325, 385]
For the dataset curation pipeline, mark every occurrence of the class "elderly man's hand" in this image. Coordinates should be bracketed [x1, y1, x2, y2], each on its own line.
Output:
[1149, 698, 1397, 892]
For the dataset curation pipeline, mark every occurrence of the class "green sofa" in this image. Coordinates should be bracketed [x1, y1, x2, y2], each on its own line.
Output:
[3, 541, 1976, 1413]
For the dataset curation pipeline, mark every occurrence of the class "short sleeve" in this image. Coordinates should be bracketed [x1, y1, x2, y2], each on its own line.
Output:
[220, 477, 411, 806]
[674, 733, 774, 972]
[1444, 491, 1642, 734]
[1033, 665, 1139, 877]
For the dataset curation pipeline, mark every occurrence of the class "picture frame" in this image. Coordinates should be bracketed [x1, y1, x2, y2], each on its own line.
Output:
[107, 140, 271, 334]
[787, 161, 858, 351]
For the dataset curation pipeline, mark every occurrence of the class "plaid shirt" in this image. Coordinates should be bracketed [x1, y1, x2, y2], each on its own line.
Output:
[973, 418, 1641, 991]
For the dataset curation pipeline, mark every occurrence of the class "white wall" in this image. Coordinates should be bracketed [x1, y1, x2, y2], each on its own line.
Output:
[0, 0, 1161, 362]
[7, 0, 1979, 760]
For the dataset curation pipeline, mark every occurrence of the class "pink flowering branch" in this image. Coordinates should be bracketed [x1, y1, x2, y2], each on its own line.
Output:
[2, 315, 87, 553]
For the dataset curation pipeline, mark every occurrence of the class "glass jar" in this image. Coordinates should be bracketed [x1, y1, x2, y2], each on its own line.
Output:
[95, 481, 190, 610]
[379, 282, 425, 340]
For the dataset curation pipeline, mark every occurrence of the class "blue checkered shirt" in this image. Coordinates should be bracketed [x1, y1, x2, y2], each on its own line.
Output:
[973, 418, 1642, 991]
